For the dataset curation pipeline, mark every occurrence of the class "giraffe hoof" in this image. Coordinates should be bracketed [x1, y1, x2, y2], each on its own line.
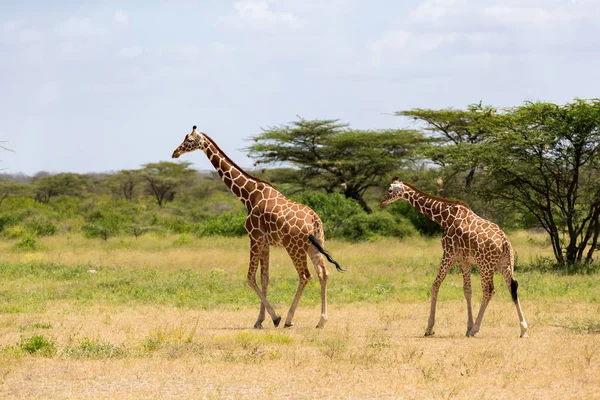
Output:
[273, 316, 282, 327]
[284, 323, 294, 328]
[520, 332, 529, 338]
[253, 323, 263, 330]
[424, 331, 435, 337]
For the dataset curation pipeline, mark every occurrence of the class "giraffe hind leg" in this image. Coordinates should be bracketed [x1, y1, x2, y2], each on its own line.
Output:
[468, 264, 495, 337]
[308, 245, 329, 328]
[499, 262, 528, 338]
[283, 246, 311, 328]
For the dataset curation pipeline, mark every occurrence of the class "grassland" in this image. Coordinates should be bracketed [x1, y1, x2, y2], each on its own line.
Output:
[1, 232, 599, 399]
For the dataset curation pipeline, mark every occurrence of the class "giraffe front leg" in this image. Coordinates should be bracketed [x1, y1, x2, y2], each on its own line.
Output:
[468, 271, 495, 337]
[461, 263, 474, 336]
[248, 240, 280, 328]
[425, 253, 454, 337]
[254, 246, 270, 329]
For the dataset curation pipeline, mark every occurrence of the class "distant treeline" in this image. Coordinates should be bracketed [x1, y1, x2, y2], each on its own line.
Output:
[2, 98, 599, 269]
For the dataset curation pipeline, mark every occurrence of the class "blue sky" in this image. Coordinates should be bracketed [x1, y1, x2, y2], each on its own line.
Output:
[1, 0, 599, 175]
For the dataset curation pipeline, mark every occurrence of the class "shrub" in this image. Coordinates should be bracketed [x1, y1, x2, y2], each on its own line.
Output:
[24, 217, 57, 236]
[198, 210, 247, 237]
[385, 200, 443, 236]
[15, 235, 40, 250]
[0, 214, 18, 233]
[292, 192, 364, 238]
[19, 334, 56, 356]
[339, 212, 416, 241]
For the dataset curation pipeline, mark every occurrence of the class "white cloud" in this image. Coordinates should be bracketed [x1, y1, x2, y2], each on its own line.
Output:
[119, 46, 144, 58]
[171, 44, 200, 59]
[113, 10, 129, 24]
[34, 82, 61, 106]
[484, 6, 561, 26]
[57, 17, 103, 37]
[367, 30, 457, 67]
[218, 0, 300, 31]
[2, 20, 21, 32]
[19, 29, 43, 43]
[234, 0, 297, 23]
[411, 0, 468, 24]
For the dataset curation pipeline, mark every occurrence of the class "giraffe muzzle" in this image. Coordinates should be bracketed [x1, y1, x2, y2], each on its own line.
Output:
[172, 149, 181, 159]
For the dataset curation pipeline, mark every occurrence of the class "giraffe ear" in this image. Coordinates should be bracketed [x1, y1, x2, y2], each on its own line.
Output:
[392, 176, 399, 184]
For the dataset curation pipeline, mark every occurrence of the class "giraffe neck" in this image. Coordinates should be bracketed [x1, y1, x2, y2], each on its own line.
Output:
[201, 135, 262, 207]
[400, 184, 456, 227]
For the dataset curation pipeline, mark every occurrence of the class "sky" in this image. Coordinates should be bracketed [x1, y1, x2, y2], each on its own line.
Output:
[1, 0, 599, 175]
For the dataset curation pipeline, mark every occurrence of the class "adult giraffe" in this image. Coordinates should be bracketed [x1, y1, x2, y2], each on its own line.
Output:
[380, 178, 528, 338]
[172, 126, 343, 329]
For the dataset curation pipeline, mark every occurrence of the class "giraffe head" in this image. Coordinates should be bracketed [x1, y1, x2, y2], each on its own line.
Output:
[172, 126, 210, 158]
[379, 177, 405, 208]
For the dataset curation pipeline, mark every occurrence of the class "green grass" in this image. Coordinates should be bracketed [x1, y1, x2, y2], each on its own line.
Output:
[0, 233, 598, 314]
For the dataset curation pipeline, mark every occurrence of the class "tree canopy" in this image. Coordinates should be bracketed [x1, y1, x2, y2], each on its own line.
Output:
[247, 118, 427, 212]
[140, 161, 197, 207]
[398, 99, 600, 267]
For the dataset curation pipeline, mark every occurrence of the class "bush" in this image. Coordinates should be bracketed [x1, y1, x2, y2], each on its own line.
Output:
[0, 214, 18, 233]
[292, 192, 364, 238]
[19, 334, 56, 356]
[385, 200, 443, 236]
[197, 210, 247, 237]
[15, 235, 40, 250]
[24, 217, 57, 236]
[339, 212, 416, 241]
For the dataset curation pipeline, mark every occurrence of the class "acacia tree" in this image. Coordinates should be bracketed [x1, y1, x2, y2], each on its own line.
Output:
[247, 118, 426, 213]
[406, 99, 600, 267]
[105, 170, 140, 201]
[477, 100, 600, 266]
[33, 173, 88, 203]
[140, 161, 196, 207]
[396, 102, 498, 192]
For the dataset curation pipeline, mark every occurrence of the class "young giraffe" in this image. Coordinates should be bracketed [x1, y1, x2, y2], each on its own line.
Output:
[380, 178, 528, 338]
[172, 126, 343, 329]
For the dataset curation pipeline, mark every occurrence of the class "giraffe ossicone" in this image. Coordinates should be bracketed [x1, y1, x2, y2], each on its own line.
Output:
[381, 180, 528, 338]
[172, 126, 343, 329]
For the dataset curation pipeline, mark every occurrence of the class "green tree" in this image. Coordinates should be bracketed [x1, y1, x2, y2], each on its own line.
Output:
[475, 99, 600, 267]
[0, 180, 30, 207]
[140, 161, 196, 207]
[409, 99, 600, 267]
[33, 173, 87, 203]
[397, 102, 498, 192]
[248, 118, 426, 213]
[105, 170, 141, 201]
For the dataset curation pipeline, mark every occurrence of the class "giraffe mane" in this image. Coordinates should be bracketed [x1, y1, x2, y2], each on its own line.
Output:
[202, 133, 276, 188]
[402, 182, 471, 209]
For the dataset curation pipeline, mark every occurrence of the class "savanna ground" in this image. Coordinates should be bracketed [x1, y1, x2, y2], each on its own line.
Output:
[0, 232, 599, 399]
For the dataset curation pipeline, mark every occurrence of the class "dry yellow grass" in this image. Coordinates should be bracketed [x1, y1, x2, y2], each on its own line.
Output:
[1, 232, 599, 399]
[1, 303, 599, 399]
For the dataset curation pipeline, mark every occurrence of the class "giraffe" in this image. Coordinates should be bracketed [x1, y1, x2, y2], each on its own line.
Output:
[380, 178, 528, 338]
[172, 126, 343, 329]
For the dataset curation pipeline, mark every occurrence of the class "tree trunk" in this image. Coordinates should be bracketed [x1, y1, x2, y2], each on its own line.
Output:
[465, 168, 476, 191]
[344, 189, 372, 213]
[585, 217, 600, 264]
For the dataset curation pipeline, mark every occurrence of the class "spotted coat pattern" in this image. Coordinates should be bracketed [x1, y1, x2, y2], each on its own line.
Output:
[172, 127, 340, 329]
[381, 179, 528, 337]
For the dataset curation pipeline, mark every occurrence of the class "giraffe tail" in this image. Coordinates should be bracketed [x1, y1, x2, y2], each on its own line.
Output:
[308, 234, 344, 273]
[503, 237, 519, 304]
